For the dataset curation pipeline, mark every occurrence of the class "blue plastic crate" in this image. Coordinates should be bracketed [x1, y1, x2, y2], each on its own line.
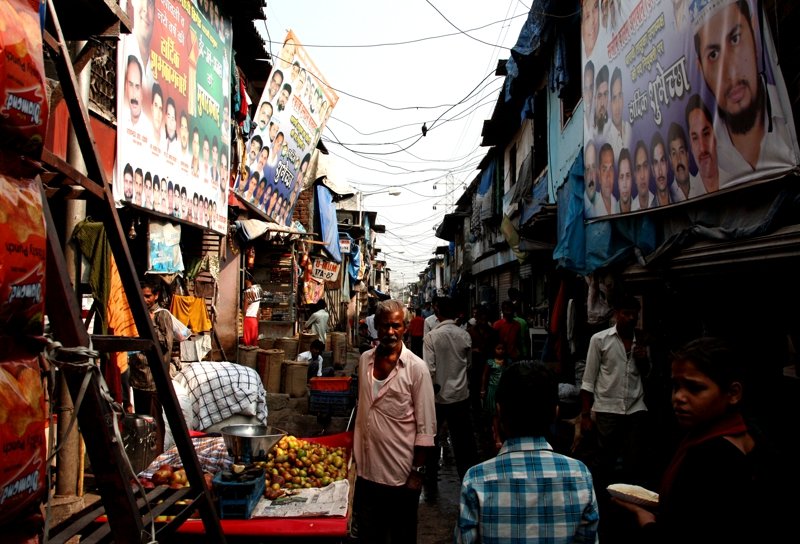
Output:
[309, 389, 354, 416]
[213, 471, 265, 519]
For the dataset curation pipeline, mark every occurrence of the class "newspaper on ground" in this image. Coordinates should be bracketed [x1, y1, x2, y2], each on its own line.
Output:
[252, 479, 350, 518]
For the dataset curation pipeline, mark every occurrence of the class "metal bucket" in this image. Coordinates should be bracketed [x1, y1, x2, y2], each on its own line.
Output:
[220, 424, 287, 463]
[122, 414, 159, 474]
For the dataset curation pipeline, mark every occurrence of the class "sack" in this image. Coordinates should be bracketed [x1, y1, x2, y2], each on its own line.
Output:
[155, 309, 191, 342]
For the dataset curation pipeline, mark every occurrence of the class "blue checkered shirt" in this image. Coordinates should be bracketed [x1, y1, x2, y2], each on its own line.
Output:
[455, 436, 599, 543]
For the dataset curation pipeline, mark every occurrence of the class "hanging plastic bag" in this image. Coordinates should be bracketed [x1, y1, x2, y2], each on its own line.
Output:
[155, 308, 191, 342]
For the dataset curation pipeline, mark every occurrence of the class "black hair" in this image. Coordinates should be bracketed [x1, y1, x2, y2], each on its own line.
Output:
[667, 121, 687, 147]
[650, 130, 665, 159]
[435, 296, 456, 319]
[618, 147, 632, 171]
[496, 362, 558, 437]
[685, 93, 713, 128]
[671, 337, 745, 391]
[310, 339, 325, 351]
[595, 64, 609, 90]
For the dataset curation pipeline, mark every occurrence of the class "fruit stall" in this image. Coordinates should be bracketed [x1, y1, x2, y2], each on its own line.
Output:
[137, 430, 356, 539]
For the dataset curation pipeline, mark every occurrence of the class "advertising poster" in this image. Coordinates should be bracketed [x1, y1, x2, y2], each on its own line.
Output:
[148, 220, 184, 273]
[233, 30, 338, 225]
[114, 0, 232, 234]
[581, 0, 799, 219]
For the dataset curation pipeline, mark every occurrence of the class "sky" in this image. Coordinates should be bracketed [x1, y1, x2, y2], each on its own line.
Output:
[259, 0, 531, 286]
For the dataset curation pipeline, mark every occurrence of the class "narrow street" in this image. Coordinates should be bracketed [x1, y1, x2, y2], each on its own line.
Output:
[417, 439, 462, 544]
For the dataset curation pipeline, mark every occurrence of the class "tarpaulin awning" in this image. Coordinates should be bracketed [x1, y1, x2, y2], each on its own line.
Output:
[316, 184, 343, 263]
[235, 219, 307, 241]
[305, 151, 356, 198]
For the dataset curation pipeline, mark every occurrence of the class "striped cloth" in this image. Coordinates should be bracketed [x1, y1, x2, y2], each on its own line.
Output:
[456, 436, 599, 543]
[173, 361, 268, 432]
[139, 436, 229, 479]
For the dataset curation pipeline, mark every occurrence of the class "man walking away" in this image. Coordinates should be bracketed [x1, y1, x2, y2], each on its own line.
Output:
[423, 296, 478, 486]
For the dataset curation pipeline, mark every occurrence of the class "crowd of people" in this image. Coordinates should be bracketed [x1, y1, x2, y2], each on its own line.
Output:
[351, 293, 795, 543]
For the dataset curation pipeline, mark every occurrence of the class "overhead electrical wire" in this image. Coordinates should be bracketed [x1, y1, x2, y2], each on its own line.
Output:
[424, 0, 510, 48]
[264, 12, 528, 50]
[324, 81, 502, 147]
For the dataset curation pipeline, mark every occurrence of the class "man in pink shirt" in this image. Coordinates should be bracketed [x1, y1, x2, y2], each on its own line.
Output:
[353, 298, 437, 542]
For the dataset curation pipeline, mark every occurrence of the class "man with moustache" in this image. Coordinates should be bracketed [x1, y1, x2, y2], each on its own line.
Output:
[133, 167, 144, 205]
[598, 143, 619, 216]
[251, 101, 273, 142]
[122, 163, 134, 201]
[685, 94, 725, 192]
[584, 140, 605, 218]
[123, 55, 149, 130]
[631, 140, 654, 211]
[276, 83, 292, 113]
[267, 69, 284, 102]
[693, 0, 797, 174]
[162, 97, 178, 155]
[617, 148, 634, 213]
[667, 122, 706, 202]
[353, 299, 436, 543]
[650, 132, 673, 207]
[608, 67, 631, 154]
[200, 135, 212, 182]
[247, 135, 263, 166]
[594, 65, 610, 139]
[178, 110, 190, 163]
[126, 0, 155, 90]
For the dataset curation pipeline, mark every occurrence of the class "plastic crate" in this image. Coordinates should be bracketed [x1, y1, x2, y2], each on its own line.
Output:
[309, 390, 354, 417]
[309, 376, 352, 392]
[213, 471, 266, 519]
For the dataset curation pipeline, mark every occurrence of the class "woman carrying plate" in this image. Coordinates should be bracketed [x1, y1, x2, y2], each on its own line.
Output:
[614, 337, 790, 543]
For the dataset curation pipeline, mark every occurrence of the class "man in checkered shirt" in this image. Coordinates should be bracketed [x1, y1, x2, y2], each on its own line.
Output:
[455, 362, 599, 543]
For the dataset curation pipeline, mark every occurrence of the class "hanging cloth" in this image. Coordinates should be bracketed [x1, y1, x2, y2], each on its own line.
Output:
[72, 219, 110, 333]
[170, 295, 212, 333]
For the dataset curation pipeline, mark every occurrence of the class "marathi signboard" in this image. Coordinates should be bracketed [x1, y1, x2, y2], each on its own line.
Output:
[114, 0, 232, 234]
[232, 30, 338, 225]
[311, 257, 340, 282]
[581, 0, 799, 219]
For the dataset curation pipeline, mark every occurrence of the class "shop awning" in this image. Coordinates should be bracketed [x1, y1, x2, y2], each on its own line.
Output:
[235, 219, 308, 242]
[305, 151, 356, 198]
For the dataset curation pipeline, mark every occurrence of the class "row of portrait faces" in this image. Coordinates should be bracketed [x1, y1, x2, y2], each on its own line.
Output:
[585, 93, 722, 218]
[121, 162, 224, 228]
[583, 0, 794, 179]
[234, 166, 296, 226]
[123, 54, 231, 186]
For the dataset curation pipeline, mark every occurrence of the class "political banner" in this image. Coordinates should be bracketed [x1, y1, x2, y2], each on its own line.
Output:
[114, 0, 232, 234]
[581, 0, 799, 219]
[233, 30, 338, 225]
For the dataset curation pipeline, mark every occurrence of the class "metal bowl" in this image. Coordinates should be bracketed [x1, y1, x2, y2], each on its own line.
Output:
[220, 424, 287, 463]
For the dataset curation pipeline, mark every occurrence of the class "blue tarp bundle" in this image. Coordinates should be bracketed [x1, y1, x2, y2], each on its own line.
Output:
[316, 184, 342, 263]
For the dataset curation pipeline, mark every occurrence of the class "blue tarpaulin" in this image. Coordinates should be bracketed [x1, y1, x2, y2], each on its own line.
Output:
[553, 152, 657, 275]
[520, 172, 549, 225]
[504, 0, 554, 101]
[316, 184, 342, 263]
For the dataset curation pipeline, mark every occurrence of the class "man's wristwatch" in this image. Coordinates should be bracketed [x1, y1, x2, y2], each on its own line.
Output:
[411, 465, 427, 476]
